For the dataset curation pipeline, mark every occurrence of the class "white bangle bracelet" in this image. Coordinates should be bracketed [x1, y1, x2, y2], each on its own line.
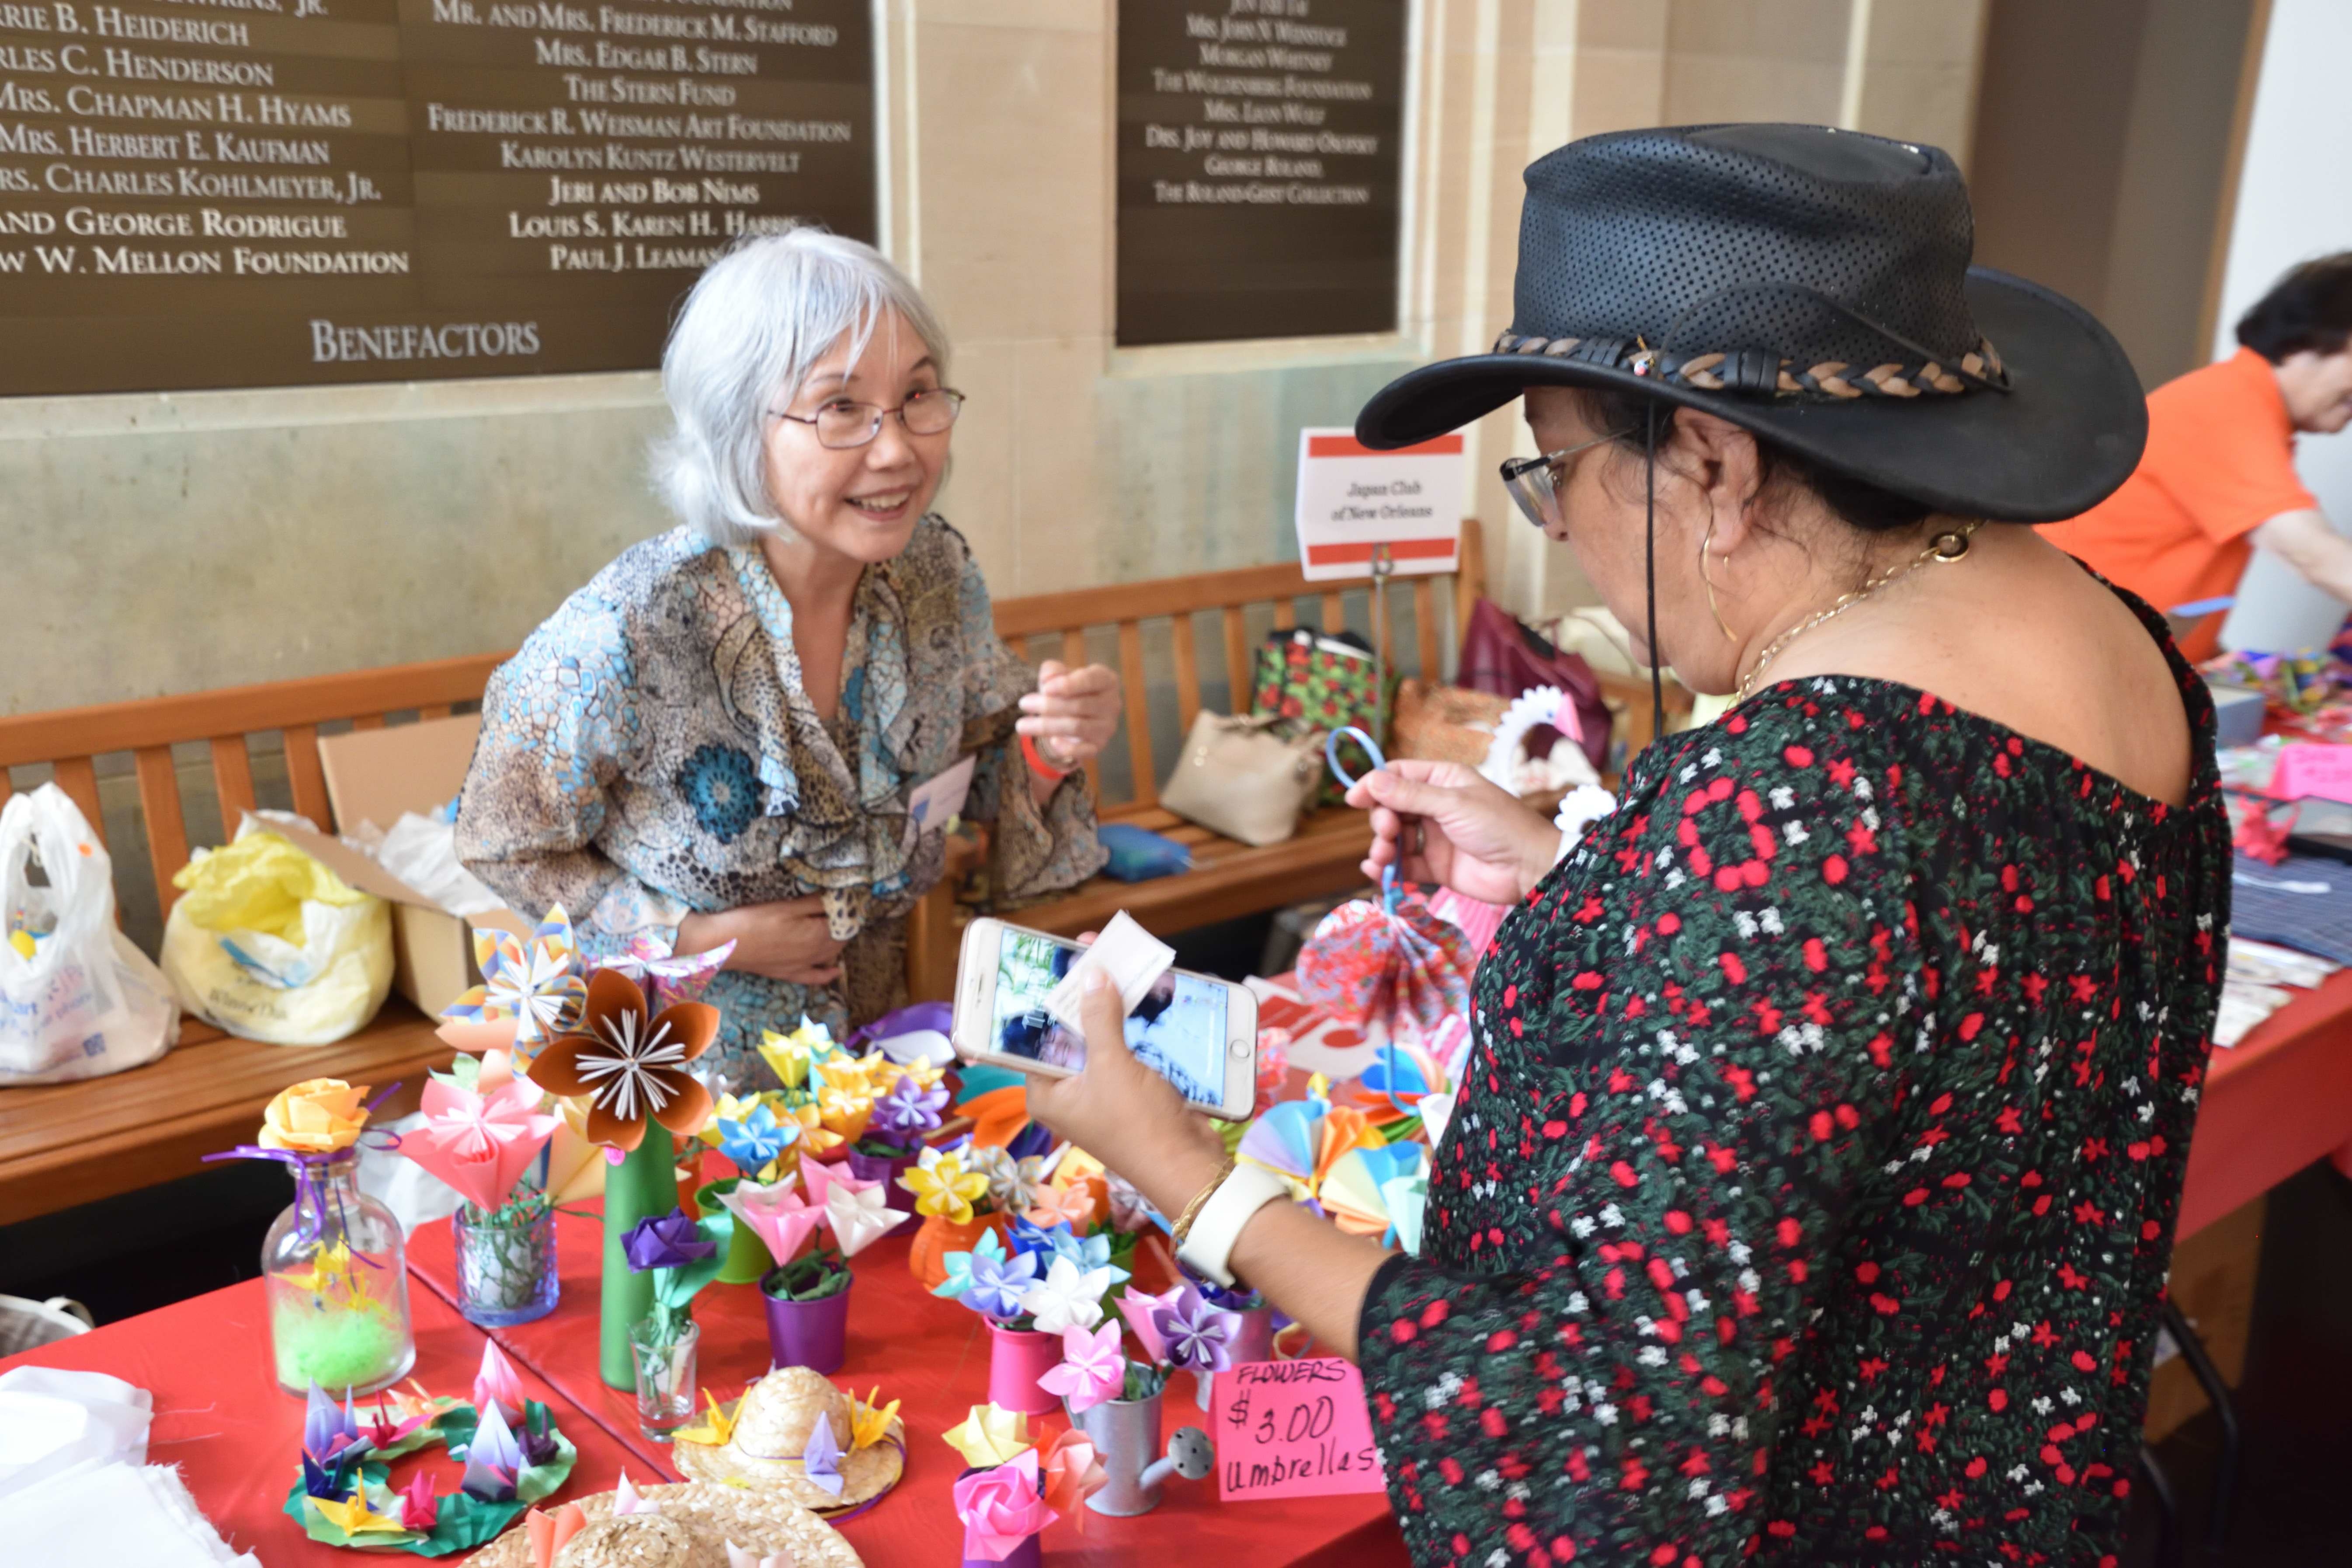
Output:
[1175, 1164, 1291, 1287]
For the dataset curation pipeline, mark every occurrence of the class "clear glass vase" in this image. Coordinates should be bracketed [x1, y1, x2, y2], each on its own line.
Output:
[453, 1198, 559, 1328]
[629, 1316, 699, 1441]
[262, 1149, 414, 1397]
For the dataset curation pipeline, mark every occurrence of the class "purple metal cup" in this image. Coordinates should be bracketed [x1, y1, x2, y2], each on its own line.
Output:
[761, 1272, 851, 1375]
[844, 1146, 919, 1220]
[964, 1535, 1042, 1568]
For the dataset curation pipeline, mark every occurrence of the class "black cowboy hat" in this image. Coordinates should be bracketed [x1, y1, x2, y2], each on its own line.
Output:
[1356, 123, 2146, 524]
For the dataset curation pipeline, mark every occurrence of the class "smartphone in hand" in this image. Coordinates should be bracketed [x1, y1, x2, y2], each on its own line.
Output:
[951, 917, 1259, 1120]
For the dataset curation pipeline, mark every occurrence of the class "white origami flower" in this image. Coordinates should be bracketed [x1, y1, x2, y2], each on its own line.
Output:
[824, 1179, 901, 1259]
[1018, 1254, 1111, 1335]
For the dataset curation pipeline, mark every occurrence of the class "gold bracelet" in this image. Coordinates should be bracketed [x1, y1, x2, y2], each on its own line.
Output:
[1169, 1157, 1237, 1247]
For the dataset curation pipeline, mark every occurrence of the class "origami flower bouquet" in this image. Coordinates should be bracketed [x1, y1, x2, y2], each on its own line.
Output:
[941, 1404, 1105, 1565]
[731, 1153, 902, 1375]
[283, 1344, 578, 1556]
[398, 1057, 563, 1328]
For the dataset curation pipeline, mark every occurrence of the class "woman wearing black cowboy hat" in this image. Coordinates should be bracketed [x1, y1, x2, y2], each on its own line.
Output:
[1028, 124, 2227, 1563]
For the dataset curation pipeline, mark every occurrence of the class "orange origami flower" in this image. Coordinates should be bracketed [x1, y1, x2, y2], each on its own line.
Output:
[526, 969, 717, 1151]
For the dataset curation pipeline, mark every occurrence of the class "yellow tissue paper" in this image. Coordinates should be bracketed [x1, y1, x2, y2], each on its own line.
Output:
[171, 830, 370, 942]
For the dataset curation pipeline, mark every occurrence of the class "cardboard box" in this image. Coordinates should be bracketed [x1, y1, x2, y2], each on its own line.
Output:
[259, 713, 530, 1017]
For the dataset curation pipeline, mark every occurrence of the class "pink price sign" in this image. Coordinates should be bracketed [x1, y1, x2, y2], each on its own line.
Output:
[2271, 743, 2352, 806]
[1208, 1356, 1388, 1502]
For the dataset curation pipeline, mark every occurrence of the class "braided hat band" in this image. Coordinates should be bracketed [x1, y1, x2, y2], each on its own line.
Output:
[1488, 329, 2008, 401]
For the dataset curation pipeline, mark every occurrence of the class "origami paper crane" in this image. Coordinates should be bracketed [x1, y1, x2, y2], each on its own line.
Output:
[474, 1341, 525, 1429]
[674, 1389, 738, 1448]
[396, 1472, 440, 1533]
[801, 1411, 846, 1498]
[442, 907, 590, 1060]
[399, 1078, 561, 1213]
[313, 1491, 410, 1537]
[849, 1388, 900, 1452]
[460, 1400, 523, 1502]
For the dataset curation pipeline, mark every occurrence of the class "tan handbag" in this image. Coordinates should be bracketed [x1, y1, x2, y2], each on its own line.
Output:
[1158, 712, 1324, 847]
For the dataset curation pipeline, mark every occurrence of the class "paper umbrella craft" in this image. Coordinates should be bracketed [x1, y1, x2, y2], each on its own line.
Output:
[1296, 873, 1477, 1045]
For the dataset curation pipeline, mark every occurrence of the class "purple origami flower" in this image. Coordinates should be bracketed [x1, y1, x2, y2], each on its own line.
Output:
[1152, 1284, 1237, 1373]
[961, 1242, 1041, 1321]
[624, 1208, 719, 1273]
[875, 1075, 948, 1142]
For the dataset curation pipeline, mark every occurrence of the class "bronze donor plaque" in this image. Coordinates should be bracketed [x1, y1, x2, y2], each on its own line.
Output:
[0, 0, 873, 394]
[1116, 0, 1404, 348]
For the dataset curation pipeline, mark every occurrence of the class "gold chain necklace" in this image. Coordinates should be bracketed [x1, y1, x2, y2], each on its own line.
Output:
[1734, 520, 1984, 704]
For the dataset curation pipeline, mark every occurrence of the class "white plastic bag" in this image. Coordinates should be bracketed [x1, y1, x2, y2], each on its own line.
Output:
[160, 821, 393, 1046]
[0, 785, 179, 1085]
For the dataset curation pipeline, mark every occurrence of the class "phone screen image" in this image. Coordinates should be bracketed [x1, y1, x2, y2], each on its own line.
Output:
[990, 929, 1229, 1106]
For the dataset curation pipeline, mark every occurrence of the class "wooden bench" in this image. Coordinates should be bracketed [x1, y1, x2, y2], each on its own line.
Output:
[0, 525, 1487, 1224]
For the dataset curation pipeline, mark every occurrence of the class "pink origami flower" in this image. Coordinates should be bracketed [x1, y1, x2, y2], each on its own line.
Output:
[1037, 1321, 1124, 1414]
[1115, 1284, 1184, 1366]
[952, 1449, 1058, 1562]
[717, 1179, 822, 1264]
[398, 1079, 560, 1213]
[473, 1341, 525, 1429]
[1040, 1428, 1107, 1534]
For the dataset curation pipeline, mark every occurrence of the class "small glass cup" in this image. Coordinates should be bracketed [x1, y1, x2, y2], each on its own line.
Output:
[628, 1317, 700, 1441]
[452, 1199, 559, 1328]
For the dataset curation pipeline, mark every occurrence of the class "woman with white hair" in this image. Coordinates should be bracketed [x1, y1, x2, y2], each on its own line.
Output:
[457, 228, 1121, 1084]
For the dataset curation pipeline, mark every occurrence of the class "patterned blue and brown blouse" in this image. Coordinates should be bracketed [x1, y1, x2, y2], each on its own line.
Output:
[455, 516, 1104, 1085]
[1358, 595, 2228, 1565]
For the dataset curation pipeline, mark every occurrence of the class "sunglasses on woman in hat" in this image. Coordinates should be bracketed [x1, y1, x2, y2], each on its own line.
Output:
[1020, 121, 2230, 1565]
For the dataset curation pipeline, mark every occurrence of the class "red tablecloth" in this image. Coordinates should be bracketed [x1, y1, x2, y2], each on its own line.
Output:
[0, 1275, 653, 1565]
[406, 1190, 1407, 1568]
[2178, 964, 2352, 1238]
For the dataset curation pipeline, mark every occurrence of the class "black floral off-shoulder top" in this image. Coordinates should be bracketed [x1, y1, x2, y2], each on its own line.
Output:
[1359, 606, 2228, 1567]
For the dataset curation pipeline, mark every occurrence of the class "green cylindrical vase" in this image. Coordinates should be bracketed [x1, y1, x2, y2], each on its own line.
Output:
[600, 1127, 681, 1390]
[693, 1177, 775, 1285]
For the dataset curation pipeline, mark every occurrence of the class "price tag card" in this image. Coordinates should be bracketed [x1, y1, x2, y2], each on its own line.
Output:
[2272, 743, 2352, 806]
[1209, 1356, 1388, 1502]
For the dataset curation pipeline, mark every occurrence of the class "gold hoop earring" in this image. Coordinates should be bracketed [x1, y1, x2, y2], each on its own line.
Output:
[1699, 518, 1737, 643]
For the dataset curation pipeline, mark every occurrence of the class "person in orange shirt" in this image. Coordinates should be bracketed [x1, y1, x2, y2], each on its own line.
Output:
[2041, 254, 2352, 657]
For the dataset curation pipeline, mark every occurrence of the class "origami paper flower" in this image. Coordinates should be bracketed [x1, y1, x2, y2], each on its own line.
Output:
[473, 1341, 525, 1428]
[1105, 1173, 1154, 1234]
[1044, 1225, 1125, 1281]
[1115, 1285, 1184, 1365]
[970, 1145, 1046, 1214]
[824, 1179, 900, 1258]
[873, 1074, 948, 1142]
[601, 931, 733, 1010]
[959, 1237, 1040, 1321]
[715, 1101, 796, 1179]
[816, 1082, 875, 1142]
[1153, 1284, 1237, 1373]
[396, 1472, 440, 1532]
[801, 1409, 846, 1498]
[460, 1401, 523, 1502]
[614, 1473, 660, 1516]
[625, 1209, 720, 1272]
[941, 1403, 1031, 1469]
[901, 1145, 989, 1224]
[1037, 1321, 1124, 1414]
[528, 968, 718, 1151]
[1040, 1427, 1108, 1532]
[757, 1016, 837, 1089]
[718, 1179, 823, 1265]
[849, 1388, 900, 1451]
[953, 1448, 1057, 1562]
[1018, 1255, 1112, 1335]
[1023, 1180, 1100, 1231]
[445, 907, 589, 1056]
[932, 1230, 1006, 1305]
[262, 1079, 372, 1154]
[399, 1078, 560, 1213]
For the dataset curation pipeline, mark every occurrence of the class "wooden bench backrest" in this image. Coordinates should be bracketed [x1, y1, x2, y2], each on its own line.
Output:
[995, 518, 1487, 807]
[0, 654, 507, 922]
[0, 518, 1488, 922]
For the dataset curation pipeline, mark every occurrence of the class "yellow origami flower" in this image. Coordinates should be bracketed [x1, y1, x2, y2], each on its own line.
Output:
[758, 1017, 837, 1089]
[901, 1148, 989, 1224]
[785, 1100, 845, 1157]
[674, 1389, 738, 1448]
[313, 1492, 411, 1536]
[850, 1388, 901, 1452]
[942, 1403, 1030, 1468]
[817, 1084, 874, 1142]
[260, 1078, 371, 1154]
